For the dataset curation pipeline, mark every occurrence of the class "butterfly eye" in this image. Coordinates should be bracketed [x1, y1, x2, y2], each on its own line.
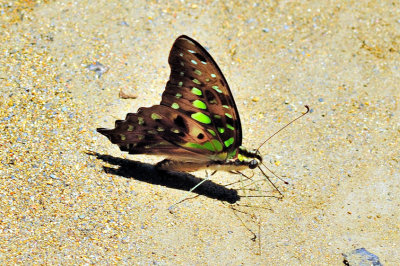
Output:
[249, 159, 258, 169]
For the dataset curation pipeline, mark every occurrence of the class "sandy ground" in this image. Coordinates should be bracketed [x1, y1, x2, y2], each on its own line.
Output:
[1, 0, 399, 264]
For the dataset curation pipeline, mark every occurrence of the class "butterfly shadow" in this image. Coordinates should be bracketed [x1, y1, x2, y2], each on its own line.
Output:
[87, 151, 240, 204]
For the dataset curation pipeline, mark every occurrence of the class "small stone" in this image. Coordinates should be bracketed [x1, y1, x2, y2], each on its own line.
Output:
[87, 62, 109, 78]
[342, 248, 382, 266]
[119, 87, 138, 99]
[119, 21, 129, 26]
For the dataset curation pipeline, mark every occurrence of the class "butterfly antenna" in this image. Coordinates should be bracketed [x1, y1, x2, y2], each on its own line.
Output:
[257, 105, 310, 151]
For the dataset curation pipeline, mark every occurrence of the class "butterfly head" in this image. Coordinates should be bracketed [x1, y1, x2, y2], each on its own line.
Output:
[236, 146, 262, 170]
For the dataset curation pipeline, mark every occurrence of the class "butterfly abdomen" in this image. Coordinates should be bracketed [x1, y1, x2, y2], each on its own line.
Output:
[156, 158, 252, 172]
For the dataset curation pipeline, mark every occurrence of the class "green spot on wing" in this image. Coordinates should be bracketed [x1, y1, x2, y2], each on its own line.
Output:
[227, 148, 238, 159]
[211, 73, 216, 78]
[120, 134, 126, 141]
[211, 139, 223, 152]
[191, 87, 202, 96]
[184, 142, 204, 150]
[138, 117, 144, 125]
[218, 127, 225, 133]
[171, 102, 180, 109]
[222, 105, 230, 109]
[175, 93, 182, 98]
[224, 137, 234, 148]
[194, 69, 202, 76]
[226, 124, 234, 130]
[178, 81, 183, 87]
[225, 113, 232, 119]
[207, 129, 216, 136]
[184, 139, 222, 152]
[193, 100, 207, 110]
[193, 79, 201, 85]
[212, 85, 222, 93]
[191, 112, 211, 124]
[151, 113, 161, 120]
[202, 142, 214, 151]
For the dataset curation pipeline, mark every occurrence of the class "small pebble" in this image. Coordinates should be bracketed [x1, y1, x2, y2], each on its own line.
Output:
[119, 87, 138, 99]
[87, 62, 109, 78]
[120, 21, 129, 26]
[342, 248, 382, 266]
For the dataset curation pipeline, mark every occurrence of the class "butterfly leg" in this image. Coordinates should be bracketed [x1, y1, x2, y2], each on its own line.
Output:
[169, 170, 213, 209]
[187, 170, 212, 194]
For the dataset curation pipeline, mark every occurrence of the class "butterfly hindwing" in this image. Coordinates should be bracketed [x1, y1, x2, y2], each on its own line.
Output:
[97, 109, 177, 155]
[98, 105, 226, 160]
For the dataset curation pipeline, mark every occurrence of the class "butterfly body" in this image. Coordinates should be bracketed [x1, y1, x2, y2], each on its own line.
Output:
[97, 35, 261, 174]
[155, 146, 262, 172]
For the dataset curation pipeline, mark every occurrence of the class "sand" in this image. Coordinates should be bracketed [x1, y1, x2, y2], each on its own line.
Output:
[1, 0, 399, 264]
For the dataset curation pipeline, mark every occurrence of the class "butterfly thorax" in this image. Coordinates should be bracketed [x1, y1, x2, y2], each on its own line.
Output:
[234, 146, 262, 169]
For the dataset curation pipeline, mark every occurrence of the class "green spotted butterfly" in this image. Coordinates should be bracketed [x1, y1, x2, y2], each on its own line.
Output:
[97, 35, 265, 179]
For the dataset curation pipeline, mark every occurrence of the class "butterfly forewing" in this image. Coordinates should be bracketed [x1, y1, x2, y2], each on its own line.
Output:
[160, 36, 242, 157]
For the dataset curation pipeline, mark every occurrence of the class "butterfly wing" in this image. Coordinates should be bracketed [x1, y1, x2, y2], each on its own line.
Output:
[98, 105, 227, 162]
[97, 35, 242, 162]
[160, 35, 242, 158]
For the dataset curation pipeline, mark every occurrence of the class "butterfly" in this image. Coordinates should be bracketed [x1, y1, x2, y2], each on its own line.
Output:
[97, 35, 270, 187]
